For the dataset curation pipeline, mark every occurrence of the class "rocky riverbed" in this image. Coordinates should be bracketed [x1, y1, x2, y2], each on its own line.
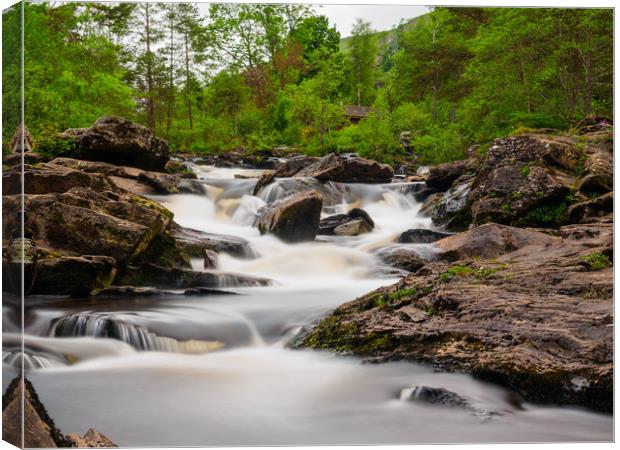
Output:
[2, 116, 613, 446]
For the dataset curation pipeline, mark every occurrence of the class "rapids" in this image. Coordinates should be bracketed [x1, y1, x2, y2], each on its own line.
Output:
[2, 164, 612, 445]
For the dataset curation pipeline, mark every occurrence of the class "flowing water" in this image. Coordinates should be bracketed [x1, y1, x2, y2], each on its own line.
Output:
[2, 165, 612, 445]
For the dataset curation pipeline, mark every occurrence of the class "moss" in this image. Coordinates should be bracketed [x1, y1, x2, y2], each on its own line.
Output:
[509, 191, 523, 200]
[440, 264, 504, 282]
[128, 194, 174, 221]
[520, 202, 567, 227]
[581, 252, 612, 271]
[134, 231, 190, 269]
[302, 316, 360, 352]
[37, 134, 78, 158]
[520, 163, 532, 177]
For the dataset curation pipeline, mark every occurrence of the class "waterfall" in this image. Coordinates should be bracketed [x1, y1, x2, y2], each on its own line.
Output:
[2, 350, 64, 370]
[50, 314, 223, 354]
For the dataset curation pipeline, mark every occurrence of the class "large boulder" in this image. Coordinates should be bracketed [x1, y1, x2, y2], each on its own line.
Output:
[170, 223, 255, 258]
[333, 217, 373, 236]
[398, 229, 452, 244]
[375, 246, 425, 273]
[300, 220, 613, 412]
[294, 153, 394, 183]
[255, 190, 323, 242]
[58, 116, 170, 170]
[420, 176, 474, 231]
[566, 192, 613, 224]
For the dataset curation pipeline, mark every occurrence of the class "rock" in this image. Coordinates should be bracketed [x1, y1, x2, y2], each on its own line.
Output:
[3, 188, 174, 264]
[574, 148, 613, 195]
[29, 256, 117, 296]
[420, 177, 474, 231]
[301, 221, 613, 412]
[49, 157, 205, 195]
[255, 190, 323, 242]
[2, 377, 71, 448]
[66, 429, 117, 448]
[10, 124, 34, 153]
[3, 377, 111, 448]
[204, 249, 218, 269]
[170, 223, 255, 258]
[466, 132, 608, 227]
[252, 171, 275, 195]
[318, 208, 374, 235]
[273, 155, 320, 177]
[3, 162, 114, 195]
[3, 151, 48, 167]
[426, 159, 474, 191]
[294, 153, 394, 183]
[566, 192, 613, 224]
[576, 115, 613, 134]
[413, 188, 438, 203]
[165, 159, 197, 178]
[398, 229, 452, 244]
[376, 247, 425, 272]
[436, 222, 557, 261]
[5, 237, 38, 295]
[400, 386, 470, 408]
[59, 116, 170, 170]
[183, 287, 238, 296]
[255, 177, 346, 206]
[118, 263, 271, 289]
[93, 286, 177, 297]
[333, 217, 373, 236]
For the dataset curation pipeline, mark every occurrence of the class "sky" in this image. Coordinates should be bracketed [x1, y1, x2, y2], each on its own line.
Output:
[195, 3, 430, 38]
[314, 4, 429, 37]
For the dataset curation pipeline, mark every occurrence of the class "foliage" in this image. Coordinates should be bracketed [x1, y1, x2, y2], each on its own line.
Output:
[2, 3, 613, 165]
[580, 253, 612, 271]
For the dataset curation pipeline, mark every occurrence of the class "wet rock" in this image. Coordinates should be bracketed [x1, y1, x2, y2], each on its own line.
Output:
[376, 247, 425, 273]
[137, 170, 205, 195]
[301, 221, 613, 412]
[398, 229, 452, 244]
[333, 218, 373, 236]
[576, 115, 613, 134]
[420, 177, 474, 231]
[58, 116, 170, 170]
[171, 223, 255, 258]
[165, 159, 197, 178]
[30, 256, 117, 296]
[255, 190, 323, 242]
[93, 286, 177, 297]
[255, 177, 346, 206]
[294, 153, 394, 183]
[3, 162, 114, 195]
[413, 188, 438, 203]
[118, 263, 271, 289]
[273, 155, 320, 177]
[204, 248, 219, 269]
[66, 429, 117, 448]
[252, 171, 275, 195]
[426, 159, 474, 191]
[566, 192, 613, 224]
[319, 208, 375, 235]
[574, 148, 613, 195]
[183, 287, 238, 296]
[400, 386, 470, 408]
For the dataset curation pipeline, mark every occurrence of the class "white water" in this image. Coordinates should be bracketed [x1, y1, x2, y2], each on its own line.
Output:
[2, 165, 612, 445]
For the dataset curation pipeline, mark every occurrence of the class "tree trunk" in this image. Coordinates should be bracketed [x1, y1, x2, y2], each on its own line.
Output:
[166, 8, 174, 133]
[518, 56, 532, 114]
[184, 33, 193, 130]
[145, 4, 155, 134]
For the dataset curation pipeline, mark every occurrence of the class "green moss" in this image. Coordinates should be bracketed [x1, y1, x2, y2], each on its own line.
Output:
[509, 191, 523, 200]
[440, 264, 504, 282]
[302, 316, 360, 352]
[521, 202, 567, 227]
[520, 163, 532, 177]
[37, 134, 78, 158]
[128, 194, 174, 220]
[581, 252, 612, 271]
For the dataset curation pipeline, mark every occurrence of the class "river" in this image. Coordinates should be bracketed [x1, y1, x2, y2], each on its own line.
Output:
[2, 164, 612, 445]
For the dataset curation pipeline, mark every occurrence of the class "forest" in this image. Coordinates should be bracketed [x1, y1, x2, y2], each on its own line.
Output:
[2, 3, 614, 165]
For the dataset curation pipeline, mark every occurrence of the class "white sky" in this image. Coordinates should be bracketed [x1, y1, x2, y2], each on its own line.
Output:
[195, 3, 430, 38]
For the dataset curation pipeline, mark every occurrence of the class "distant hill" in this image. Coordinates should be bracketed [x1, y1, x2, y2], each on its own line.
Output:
[339, 14, 428, 72]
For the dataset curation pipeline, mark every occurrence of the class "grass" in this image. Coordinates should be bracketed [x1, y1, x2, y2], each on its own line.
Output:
[520, 163, 532, 177]
[581, 253, 612, 271]
[439, 263, 506, 283]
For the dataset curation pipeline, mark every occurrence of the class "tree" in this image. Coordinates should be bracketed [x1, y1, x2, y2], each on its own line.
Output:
[348, 19, 378, 106]
[206, 71, 251, 135]
[291, 15, 340, 76]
